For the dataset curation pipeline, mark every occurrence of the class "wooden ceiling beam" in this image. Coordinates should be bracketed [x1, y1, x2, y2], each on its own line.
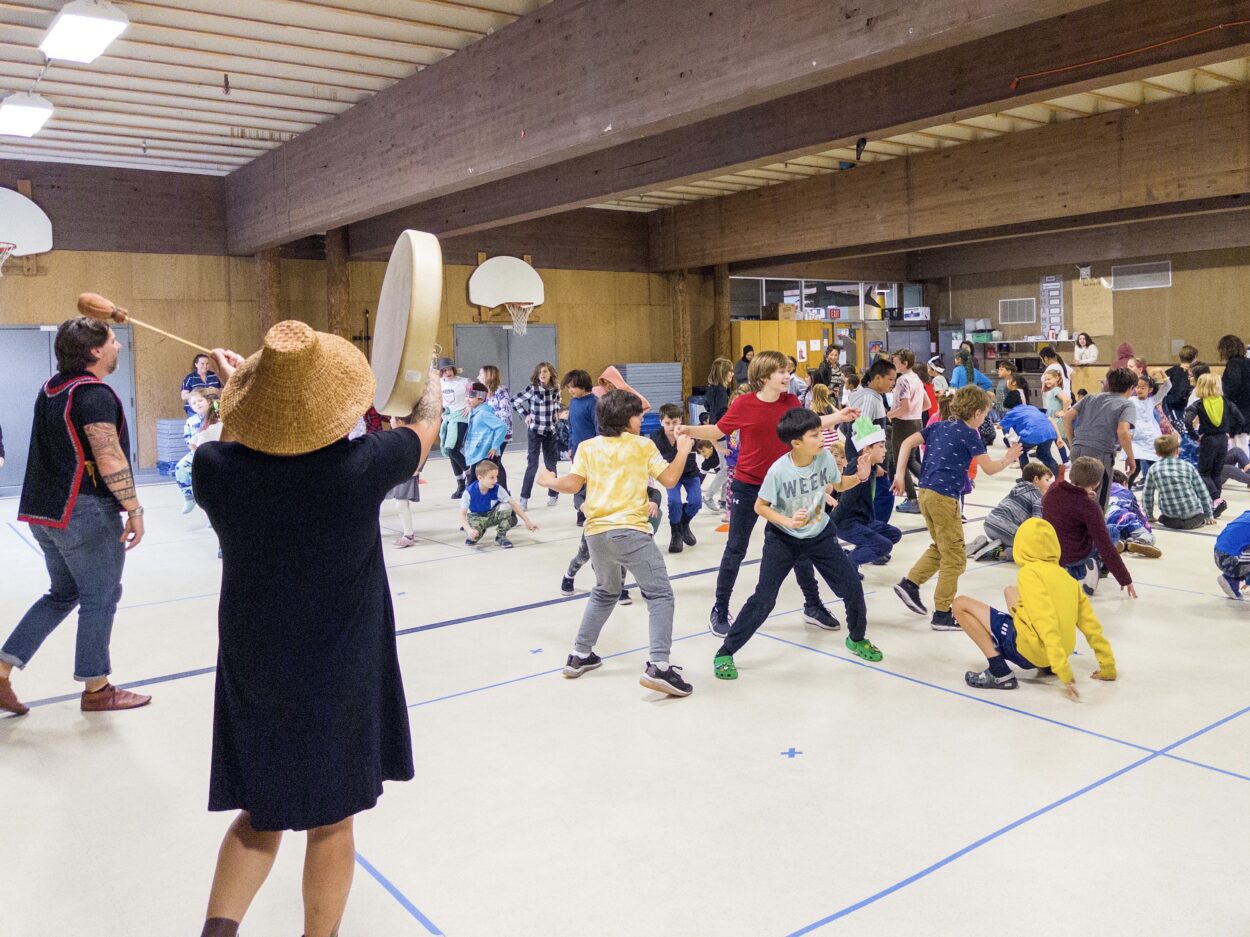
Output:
[648, 86, 1250, 270]
[230, 0, 1101, 253]
[342, 0, 1250, 256]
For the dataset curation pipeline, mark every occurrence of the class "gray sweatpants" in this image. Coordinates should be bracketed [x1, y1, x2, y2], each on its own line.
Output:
[574, 529, 674, 664]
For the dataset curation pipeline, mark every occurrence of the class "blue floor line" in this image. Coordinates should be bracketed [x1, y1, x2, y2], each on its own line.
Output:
[6, 521, 41, 556]
[784, 703, 1250, 935]
[20, 665, 219, 710]
[355, 851, 444, 936]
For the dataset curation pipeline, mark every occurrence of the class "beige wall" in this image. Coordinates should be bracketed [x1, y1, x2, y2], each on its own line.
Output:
[933, 246, 1250, 366]
[0, 251, 682, 467]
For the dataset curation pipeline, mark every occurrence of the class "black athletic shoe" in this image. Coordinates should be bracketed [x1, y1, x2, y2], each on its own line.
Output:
[871, 555, 891, 566]
[709, 605, 732, 638]
[893, 578, 927, 615]
[640, 662, 693, 697]
[497, 538, 514, 549]
[680, 519, 697, 546]
[560, 576, 575, 596]
[668, 525, 684, 554]
[618, 590, 633, 606]
[930, 609, 959, 631]
[802, 605, 842, 631]
[563, 652, 603, 678]
[965, 667, 1018, 690]
[1214, 498, 1229, 518]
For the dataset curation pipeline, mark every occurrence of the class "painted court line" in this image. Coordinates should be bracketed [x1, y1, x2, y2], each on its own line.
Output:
[784, 703, 1250, 935]
[355, 851, 444, 936]
[5, 521, 41, 557]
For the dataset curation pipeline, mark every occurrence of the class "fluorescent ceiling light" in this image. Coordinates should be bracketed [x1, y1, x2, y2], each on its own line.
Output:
[0, 93, 54, 138]
[39, 0, 128, 64]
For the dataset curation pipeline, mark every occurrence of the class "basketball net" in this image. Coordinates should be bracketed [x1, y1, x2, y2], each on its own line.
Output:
[0, 243, 15, 278]
[505, 302, 534, 335]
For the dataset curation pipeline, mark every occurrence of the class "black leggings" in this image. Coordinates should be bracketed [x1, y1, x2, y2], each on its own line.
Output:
[520, 431, 559, 499]
[1127, 459, 1154, 488]
[1224, 447, 1250, 486]
[1197, 433, 1229, 500]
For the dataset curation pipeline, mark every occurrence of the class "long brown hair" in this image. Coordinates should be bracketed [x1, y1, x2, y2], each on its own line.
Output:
[480, 364, 502, 394]
[707, 357, 734, 390]
[809, 383, 835, 415]
[530, 361, 557, 388]
[189, 386, 221, 428]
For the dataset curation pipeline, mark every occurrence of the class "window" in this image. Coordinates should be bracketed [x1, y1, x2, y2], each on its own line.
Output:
[1112, 261, 1171, 291]
[998, 298, 1036, 325]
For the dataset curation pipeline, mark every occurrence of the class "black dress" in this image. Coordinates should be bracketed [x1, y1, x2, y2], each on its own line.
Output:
[194, 430, 421, 832]
[1222, 356, 1250, 435]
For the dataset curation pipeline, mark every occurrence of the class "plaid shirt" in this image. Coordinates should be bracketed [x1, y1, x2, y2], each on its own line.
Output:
[486, 387, 514, 443]
[1142, 456, 1211, 520]
[512, 383, 561, 435]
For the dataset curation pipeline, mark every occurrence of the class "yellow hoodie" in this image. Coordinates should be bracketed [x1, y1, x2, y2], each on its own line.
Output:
[1010, 518, 1116, 684]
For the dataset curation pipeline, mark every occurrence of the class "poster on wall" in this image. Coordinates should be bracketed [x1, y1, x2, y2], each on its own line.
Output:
[867, 340, 884, 360]
[1040, 274, 1065, 339]
[796, 341, 807, 362]
[1073, 278, 1114, 336]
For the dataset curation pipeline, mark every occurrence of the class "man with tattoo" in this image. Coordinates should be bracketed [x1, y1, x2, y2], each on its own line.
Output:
[0, 317, 151, 715]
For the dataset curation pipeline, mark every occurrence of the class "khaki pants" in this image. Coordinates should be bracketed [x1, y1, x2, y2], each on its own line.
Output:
[906, 488, 966, 613]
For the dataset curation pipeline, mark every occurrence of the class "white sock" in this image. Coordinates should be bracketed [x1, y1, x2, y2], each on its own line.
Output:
[573, 651, 591, 660]
[398, 501, 414, 536]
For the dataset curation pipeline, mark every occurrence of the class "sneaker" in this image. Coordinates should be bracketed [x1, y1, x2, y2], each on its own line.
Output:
[968, 535, 1002, 561]
[180, 495, 196, 515]
[465, 537, 479, 547]
[893, 578, 927, 615]
[393, 534, 417, 548]
[930, 609, 959, 631]
[1219, 574, 1244, 600]
[896, 499, 921, 514]
[981, 546, 1003, 561]
[1126, 541, 1161, 559]
[640, 662, 693, 697]
[802, 605, 842, 631]
[845, 636, 883, 661]
[497, 537, 514, 549]
[680, 520, 697, 546]
[1081, 558, 1099, 596]
[80, 684, 152, 712]
[562, 652, 603, 678]
[450, 489, 464, 501]
[560, 575, 575, 596]
[1115, 540, 1127, 554]
[871, 555, 891, 566]
[618, 590, 633, 606]
[1214, 498, 1229, 518]
[964, 668, 1018, 690]
[547, 494, 559, 507]
[519, 497, 529, 511]
[709, 604, 732, 638]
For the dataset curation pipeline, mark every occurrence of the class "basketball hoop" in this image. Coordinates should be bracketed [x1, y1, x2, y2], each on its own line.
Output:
[0, 243, 15, 277]
[505, 302, 534, 335]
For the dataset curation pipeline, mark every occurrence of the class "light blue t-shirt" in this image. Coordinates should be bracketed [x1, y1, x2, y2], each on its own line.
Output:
[758, 449, 842, 539]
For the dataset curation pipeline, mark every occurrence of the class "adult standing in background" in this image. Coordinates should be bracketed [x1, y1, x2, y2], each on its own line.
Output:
[193, 322, 440, 937]
[0, 318, 150, 717]
[181, 352, 223, 416]
[1111, 341, 1136, 372]
[1073, 333, 1099, 365]
[808, 345, 845, 399]
[703, 358, 734, 426]
[1219, 334, 1250, 451]
[734, 345, 755, 385]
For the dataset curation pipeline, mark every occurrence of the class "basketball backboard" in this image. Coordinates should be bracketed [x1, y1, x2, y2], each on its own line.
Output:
[468, 255, 544, 308]
[0, 187, 53, 256]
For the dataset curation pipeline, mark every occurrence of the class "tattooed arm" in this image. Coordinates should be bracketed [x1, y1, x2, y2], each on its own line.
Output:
[83, 422, 144, 548]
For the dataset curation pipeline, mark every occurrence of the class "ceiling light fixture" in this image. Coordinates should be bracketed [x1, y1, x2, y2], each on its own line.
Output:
[39, 0, 129, 64]
[0, 92, 54, 137]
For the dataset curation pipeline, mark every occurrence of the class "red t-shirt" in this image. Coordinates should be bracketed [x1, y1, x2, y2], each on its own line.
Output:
[716, 391, 803, 486]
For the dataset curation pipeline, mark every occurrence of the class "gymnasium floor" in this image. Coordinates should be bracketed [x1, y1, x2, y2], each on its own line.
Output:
[2, 449, 1248, 937]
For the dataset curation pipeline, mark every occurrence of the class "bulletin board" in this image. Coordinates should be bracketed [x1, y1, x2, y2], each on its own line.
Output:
[1073, 279, 1114, 335]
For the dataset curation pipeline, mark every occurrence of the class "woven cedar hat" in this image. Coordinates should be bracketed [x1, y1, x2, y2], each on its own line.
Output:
[220, 320, 375, 456]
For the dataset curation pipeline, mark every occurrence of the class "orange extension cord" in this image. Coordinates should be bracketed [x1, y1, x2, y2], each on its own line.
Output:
[1010, 19, 1250, 90]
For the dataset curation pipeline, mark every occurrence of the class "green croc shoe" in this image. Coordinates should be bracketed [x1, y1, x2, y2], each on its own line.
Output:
[713, 655, 738, 680]
[845, 636, 883, 662]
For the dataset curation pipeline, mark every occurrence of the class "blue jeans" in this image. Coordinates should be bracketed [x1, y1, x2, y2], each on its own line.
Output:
[837, 519, 902, 566]
[1018, 440, 1058, 473]
[667, 475, 702, 523]
[1, 497, 126, 681]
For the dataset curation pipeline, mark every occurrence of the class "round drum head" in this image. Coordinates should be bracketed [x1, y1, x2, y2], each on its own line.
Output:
[371, 230, 444, 416]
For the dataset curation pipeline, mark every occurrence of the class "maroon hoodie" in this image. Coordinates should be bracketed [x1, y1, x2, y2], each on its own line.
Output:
[1041, 480, 1132, 587]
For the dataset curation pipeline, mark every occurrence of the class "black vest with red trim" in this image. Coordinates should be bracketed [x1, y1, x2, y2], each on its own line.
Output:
[18, 373, 129, 529]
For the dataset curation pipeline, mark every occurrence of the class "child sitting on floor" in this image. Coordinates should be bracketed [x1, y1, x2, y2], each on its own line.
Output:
[460, 460, 537, 550]
[1143, 433, 1215, 530]
[1041, 456, 1136, 598]
[966, 461, 1052, 562]
[1105, 469, 1161, 558]
[829, 419, 900, 570]
[1216, 509, 1250, 599]
[713, 408, 883, 680]
[952, 518, 1116, 697]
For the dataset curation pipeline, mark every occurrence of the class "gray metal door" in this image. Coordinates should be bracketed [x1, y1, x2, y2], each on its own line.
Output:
[0, 325, 138, 497]
[453, 323, 559, 440]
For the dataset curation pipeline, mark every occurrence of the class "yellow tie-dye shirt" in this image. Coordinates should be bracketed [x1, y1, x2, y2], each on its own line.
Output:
[572, 433, 670, 537]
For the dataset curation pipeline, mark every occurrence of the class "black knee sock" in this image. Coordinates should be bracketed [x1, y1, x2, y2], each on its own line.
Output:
[987, 654, 1011, 677]
[200, 919, 240, 937]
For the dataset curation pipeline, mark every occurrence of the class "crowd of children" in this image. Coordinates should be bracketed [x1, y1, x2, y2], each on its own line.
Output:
[385, 335, 1250, 702]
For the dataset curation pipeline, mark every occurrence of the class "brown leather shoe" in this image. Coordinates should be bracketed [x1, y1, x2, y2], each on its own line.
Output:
[0, 676, 29, 716]
[80, 684, 152, 712]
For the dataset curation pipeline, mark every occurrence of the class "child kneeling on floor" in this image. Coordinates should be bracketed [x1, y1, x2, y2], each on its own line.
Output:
[538, 390, 696, 697]
[460, 460, 537, 549]
[714, 409, 883, 680]
[953, 518, 1116, 698]
[1216, 509, 1250, 599]
[967, 461, 1052, 562]
[1105, 470, 1161, 558]
[1042, 456, 1137, 598]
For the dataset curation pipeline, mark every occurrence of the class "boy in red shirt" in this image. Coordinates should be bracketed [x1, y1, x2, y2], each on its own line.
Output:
[1041, 455, 1138, 598]
[681, 350, 858, 636]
